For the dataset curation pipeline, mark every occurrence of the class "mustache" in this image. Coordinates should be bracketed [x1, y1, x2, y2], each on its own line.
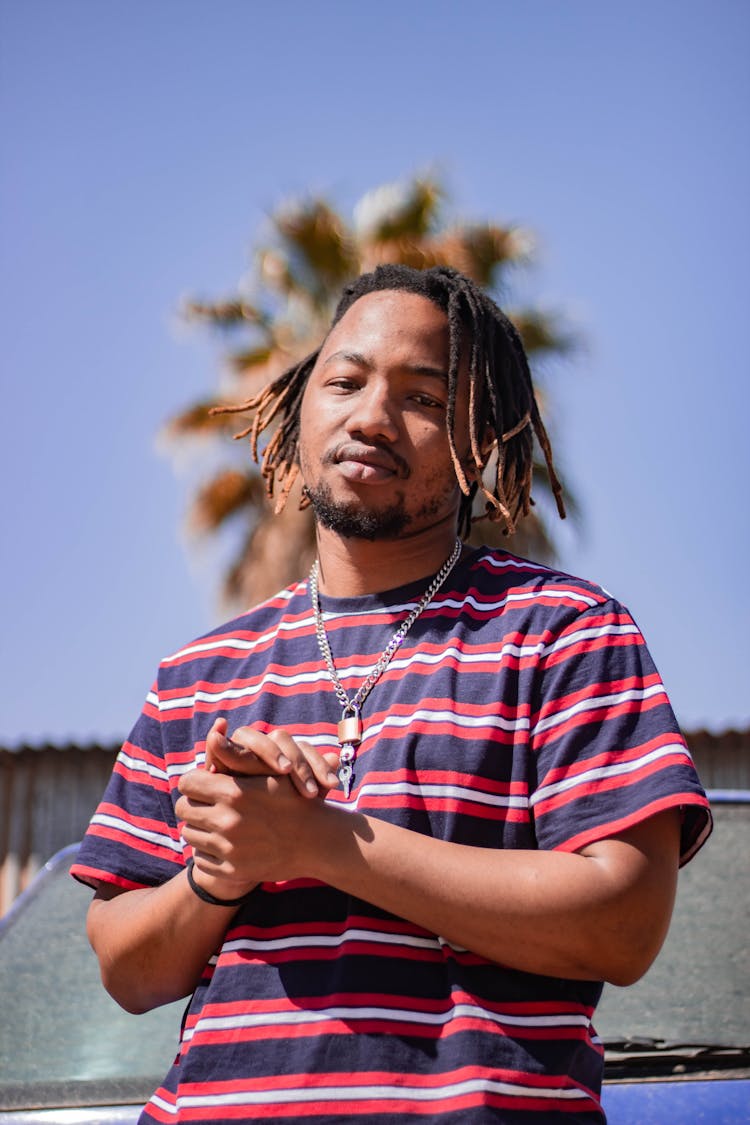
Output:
[324, 442, 411, 480]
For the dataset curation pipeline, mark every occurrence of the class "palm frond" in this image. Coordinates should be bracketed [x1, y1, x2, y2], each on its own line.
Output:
[226, 344, 275, 374]
[425, 224, 531, 287]
[509, 308, 577, 357]
[354, 178, 442, 242]
[183, 298, 269, 329]
[189, 469, 265, 534]
[162, 399, 240, 439]
[166, 173, 579, 608]
[272, 200, 357, 295]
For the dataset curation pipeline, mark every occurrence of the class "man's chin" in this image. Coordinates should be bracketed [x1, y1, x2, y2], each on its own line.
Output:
[307, 487, 409, 541]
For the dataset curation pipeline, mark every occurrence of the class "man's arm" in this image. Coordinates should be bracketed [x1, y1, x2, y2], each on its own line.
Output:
[87, 869, 240, 1014]
[176, 757, 681, 987]
[86, 721, 340, 1014]
[88, 727, 680, 1012]
[300, 800, 681, 986]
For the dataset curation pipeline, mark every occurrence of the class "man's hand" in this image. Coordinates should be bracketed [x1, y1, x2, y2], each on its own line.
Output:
[204, 716, 340, 796]
[176, 718, 340, 901]
[85, 722, 340, 1017]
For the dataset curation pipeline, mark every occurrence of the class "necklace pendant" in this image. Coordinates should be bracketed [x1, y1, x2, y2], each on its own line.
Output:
[338, 713, 362, 746]
[338, 759, 353, 799]
[338, 740, 356, 799]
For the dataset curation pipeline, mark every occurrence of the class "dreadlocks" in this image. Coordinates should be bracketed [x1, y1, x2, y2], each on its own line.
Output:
[214, 264, 565, 538]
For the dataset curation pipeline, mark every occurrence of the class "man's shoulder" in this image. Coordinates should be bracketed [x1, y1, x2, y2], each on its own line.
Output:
[467, 545, 617, 609]
[158, 578, 309, 672]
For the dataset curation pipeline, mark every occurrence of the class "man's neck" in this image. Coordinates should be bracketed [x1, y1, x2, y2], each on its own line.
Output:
[313, 525, 463, 597]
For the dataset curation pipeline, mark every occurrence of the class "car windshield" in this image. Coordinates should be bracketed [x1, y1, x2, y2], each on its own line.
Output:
[0, 845, 185, 1111]
[0, 796, 747, 1113]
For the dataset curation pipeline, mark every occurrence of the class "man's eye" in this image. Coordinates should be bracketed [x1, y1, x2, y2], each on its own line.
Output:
[412, 393, 444, 409]
[328, 377, 359, 391]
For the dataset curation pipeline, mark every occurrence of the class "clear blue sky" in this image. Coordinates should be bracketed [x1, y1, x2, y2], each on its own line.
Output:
[1, 0, 748, 744]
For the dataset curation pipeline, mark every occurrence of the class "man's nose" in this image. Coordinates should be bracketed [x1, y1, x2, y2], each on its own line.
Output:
[345, 382, 400, 443]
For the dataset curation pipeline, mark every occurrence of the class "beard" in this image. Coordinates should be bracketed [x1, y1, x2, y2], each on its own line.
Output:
[304, 479, 458, 541]
[305, 481, 410, 540]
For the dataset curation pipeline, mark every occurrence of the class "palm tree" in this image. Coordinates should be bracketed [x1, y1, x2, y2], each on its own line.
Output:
[162, 175, 575, 608]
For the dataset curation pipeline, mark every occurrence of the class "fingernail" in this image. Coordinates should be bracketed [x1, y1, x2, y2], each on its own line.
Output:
[278, 754, 292, 769]
[327, 771, 338, 785]
[305, 779, 318, 794]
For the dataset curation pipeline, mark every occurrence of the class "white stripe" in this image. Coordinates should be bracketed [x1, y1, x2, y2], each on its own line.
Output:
[369, 706, 529, 738]
[163, 610, 306, 664]
[339, 641, 545, 673]
[116, 750, 168, 783]
[148, 1093, 176, 1115]
[532, 683, 666, 737]
[155, 642, 543, 715]
[167, 757, 202, 779]
[319, 588, 600, 622]
[162, 576, 600, 668]
[155, 623, 630, 715]
[155, 668, 332, 713]
[477, 552, 554, 575]
[531, 742, 687, 805]
[438, 589, 600, 613]
[90, 811, 182, 854]
[354, 780, 528, 810]
[186, 1000, 589, 1041]
[541, 621, 641, 658]
[223, 927, 441, 955]
[177, 1075, 588, 1109]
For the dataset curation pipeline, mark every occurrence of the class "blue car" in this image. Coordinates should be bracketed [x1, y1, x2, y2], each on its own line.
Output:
[1, 793, 747, 1123]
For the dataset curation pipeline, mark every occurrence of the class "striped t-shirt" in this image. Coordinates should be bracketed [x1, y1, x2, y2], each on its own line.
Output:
[73, 546, 711, 1123]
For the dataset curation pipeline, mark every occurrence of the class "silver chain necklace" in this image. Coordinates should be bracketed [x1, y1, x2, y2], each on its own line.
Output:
[309, 538, 462, 799]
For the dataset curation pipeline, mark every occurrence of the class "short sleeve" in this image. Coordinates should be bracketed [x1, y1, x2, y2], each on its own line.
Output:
[528, 599, 711, 865]
[70, 674, 185, 891]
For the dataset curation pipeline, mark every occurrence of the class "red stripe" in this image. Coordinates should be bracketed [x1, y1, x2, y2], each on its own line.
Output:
[230, 914, 430, 942]
[539, 731, 688, 787]
[359, 794, 529, 822]
[113, 761, 169, 792]
[534, 752, 691, 816]
[220, 942, 444, 968]
[541, 629, 644, 669]
[533, 673, 663, 726]
[533, 693, 667, 749]
[187, 1014, 592, 1048]
[193, 991, 593, 1020]
[84, 823, 181, 864]
[69, 863, 148, 891]
[553, 793, 710, 854]
[97, 801, 181, 838]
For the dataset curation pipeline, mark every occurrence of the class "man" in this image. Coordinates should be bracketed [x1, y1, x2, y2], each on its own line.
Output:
[74, 265, 710, 1123]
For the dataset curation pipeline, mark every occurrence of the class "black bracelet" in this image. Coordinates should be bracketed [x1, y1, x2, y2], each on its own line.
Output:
[185, 858, 251, 907]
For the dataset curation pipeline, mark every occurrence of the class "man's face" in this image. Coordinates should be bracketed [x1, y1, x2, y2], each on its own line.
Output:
[298, 289, 473, 541]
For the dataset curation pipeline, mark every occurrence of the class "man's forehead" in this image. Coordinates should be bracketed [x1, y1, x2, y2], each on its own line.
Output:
[323, 289, 450, 347]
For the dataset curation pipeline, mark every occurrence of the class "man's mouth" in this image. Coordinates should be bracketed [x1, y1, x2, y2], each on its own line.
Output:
[329, 443, 410, 481]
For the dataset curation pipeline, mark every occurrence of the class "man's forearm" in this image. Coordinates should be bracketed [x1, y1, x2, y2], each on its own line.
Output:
[303, 803, 681, 986]
[86, 869, 238, 1013]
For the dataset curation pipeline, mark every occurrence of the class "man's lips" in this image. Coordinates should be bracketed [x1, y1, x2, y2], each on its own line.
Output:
[327, 443, 410, 481]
